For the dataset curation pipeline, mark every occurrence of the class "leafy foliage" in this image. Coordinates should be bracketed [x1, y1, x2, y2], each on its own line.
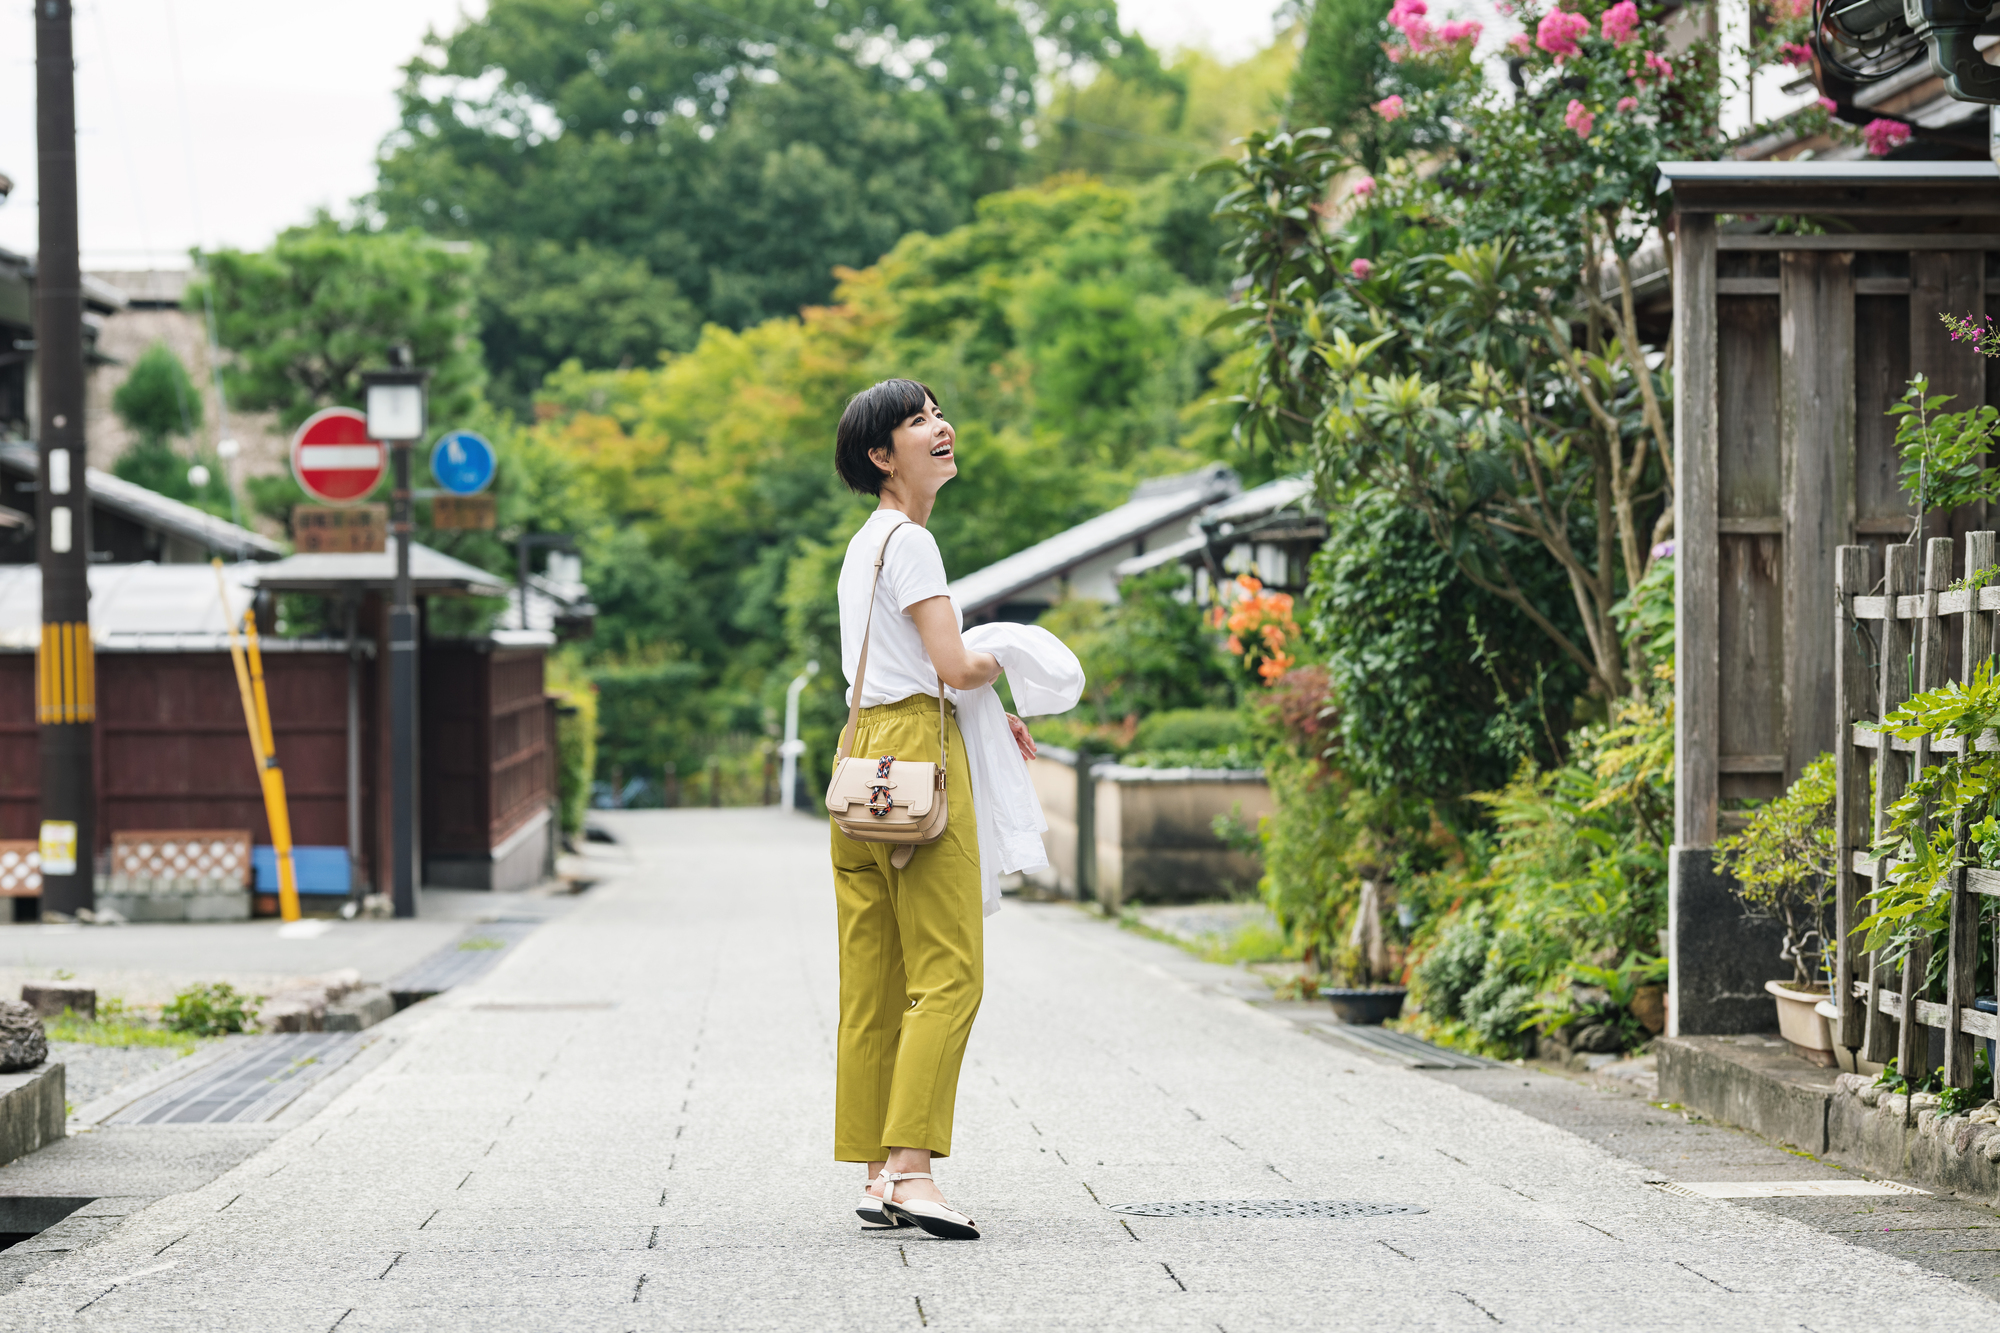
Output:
[1212, 0, 1732, 699]
[112, 342, 203, 445]
[1892, 373, 2000, 525]
[194, 224, 486, 433]
[161, 982, 260, 1036]
[1306, 488, 1582, 812]
[1713, 754, 1838, 988]
[1038, 566, 1239, 732]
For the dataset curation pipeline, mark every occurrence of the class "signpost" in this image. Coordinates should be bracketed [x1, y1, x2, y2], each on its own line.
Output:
[293, 505, 387, 553]
[429, 430, 495, 496]
[291, 408, 386, 505]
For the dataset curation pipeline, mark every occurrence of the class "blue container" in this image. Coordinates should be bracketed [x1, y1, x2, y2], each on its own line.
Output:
[252, 846, 350, 896]
[1979, 996, 1997, 1072]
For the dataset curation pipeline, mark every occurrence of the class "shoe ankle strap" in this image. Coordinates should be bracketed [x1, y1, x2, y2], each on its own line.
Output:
[880, 1172, 932, 1182]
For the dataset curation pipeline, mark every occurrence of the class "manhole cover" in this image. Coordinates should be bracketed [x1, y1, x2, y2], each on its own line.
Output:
[1108, 1199, 1427, 1219]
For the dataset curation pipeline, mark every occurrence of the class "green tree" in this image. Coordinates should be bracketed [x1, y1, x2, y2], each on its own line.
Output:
[374, 0, 1158, 392]
[112, 341, 202, 445]
[109, 343, 233, 516]
[192, 223, 486, 432]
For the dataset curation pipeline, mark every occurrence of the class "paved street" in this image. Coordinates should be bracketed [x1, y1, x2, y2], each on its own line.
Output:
[0, 808, 1991, 1330]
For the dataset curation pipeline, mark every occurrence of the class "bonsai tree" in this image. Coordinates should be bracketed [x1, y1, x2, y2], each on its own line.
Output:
[1713, 753, 1837, 990]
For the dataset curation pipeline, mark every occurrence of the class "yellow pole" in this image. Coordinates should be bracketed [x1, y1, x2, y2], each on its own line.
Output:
[213, 561, 300, 922]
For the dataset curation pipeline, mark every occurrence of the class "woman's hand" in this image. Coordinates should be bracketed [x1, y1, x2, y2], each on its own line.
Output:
[1006, 713, 1036, 761]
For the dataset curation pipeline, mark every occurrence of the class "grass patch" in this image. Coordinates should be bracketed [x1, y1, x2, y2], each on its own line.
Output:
[1116, 908, 1296, 966]
[45, 1009, 197, 1055]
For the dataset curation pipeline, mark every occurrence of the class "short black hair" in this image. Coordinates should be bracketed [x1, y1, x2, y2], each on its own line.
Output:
[834, 379, 940, 496]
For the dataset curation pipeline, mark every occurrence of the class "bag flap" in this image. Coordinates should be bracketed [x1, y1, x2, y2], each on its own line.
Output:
[826, 758, 936, 817]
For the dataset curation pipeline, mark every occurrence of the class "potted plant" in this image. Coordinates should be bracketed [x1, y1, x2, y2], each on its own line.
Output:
[1713, 754, 1839, 1066]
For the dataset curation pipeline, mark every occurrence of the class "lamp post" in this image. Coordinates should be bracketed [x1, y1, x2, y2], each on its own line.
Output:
[362, 354, 428, 919]
[779, 660, 819, 813]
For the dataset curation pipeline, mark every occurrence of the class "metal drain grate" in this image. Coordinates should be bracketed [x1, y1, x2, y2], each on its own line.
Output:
[387, 919, 542, 1003]
[1108, 1199, 1427, 1219]
[1309, 1023, 1498, 1069]
[109, 1033, 368, 1125]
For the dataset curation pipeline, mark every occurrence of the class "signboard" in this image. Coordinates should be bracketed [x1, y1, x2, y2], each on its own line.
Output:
[430, 430, 496, 495]
[294, 504, 387, 553]
[431, 494, 496, 531]
[291, 407, 386, 505]
[37, 821, 76, 878]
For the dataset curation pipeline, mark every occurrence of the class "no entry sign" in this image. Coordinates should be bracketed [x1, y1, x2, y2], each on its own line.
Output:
[291, 407, 386, 505]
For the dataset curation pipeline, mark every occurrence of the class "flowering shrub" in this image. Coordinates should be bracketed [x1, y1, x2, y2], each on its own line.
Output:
[1373, 94, 1406, 120]
[1535, 9, 1590, 57]
[1599, 1, 1638, 44]
[1864, 117, 1912, 155]
[1209, 575, 1301, 684]
[1563, 99, 1595, 137]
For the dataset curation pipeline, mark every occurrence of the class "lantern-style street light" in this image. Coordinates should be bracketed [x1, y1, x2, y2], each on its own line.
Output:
[362, 353, 429, 918]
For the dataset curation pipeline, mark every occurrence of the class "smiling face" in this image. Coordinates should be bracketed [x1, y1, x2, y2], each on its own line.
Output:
[870, 396, 956, 491]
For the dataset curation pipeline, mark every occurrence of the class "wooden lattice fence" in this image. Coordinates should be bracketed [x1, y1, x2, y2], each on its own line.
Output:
[1839, 533, 2000, 1085]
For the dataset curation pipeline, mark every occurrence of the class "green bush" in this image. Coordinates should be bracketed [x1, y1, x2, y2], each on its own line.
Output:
[161, 983, 260, 1036]
[1412, 907, 1491, 1021]
[1131, 709, 1247, 752]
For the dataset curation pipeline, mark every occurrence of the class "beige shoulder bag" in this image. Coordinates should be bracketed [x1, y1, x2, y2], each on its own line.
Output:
[824, 520, 949, 868]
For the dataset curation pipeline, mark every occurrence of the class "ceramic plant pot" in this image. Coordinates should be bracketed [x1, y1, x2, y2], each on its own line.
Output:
[1319, 986, 1408, 1026]
[1767, 979, 1836, 1067]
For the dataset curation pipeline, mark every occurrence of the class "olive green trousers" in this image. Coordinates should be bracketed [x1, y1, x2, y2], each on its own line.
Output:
[830, 693, 983, 1162]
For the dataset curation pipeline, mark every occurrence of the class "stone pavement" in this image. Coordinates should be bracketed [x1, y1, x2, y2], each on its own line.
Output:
[0, 808, 1992, 1330]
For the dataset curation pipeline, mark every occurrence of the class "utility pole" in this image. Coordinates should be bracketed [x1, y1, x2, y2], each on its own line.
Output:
[36, 0, 94, 918]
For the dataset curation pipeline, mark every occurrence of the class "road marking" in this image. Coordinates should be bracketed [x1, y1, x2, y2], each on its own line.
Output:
[1659, 1179, 1928, 1199]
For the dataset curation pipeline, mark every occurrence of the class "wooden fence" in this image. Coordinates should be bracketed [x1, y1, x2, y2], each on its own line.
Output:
[1838, 533, 2000, 1085]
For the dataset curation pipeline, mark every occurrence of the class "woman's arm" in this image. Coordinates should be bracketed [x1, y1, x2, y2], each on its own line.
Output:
[909, 596, 1000, 691]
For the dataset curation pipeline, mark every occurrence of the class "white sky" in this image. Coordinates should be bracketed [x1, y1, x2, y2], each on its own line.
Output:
[0, 0, 1283, 269]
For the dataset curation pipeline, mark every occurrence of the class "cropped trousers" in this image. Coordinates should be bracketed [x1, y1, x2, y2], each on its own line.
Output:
[830, 693, 983, 1161]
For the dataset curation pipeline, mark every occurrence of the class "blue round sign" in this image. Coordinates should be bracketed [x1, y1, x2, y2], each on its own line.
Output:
[429, 431, 496, 495]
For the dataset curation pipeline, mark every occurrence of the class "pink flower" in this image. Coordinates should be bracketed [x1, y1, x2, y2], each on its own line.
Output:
[1564, 98, 1594, 137]
[1350, 258, 1375, 280]
[1374, 95, 1407, 120]
[1388, 0, 1434, 46]
[1600, 1, 1639, 44]
[1863, 118, 1912, 155]
[1769, 0, 1810, 18]
[1616, 96, 1638, 112]
[1439, 18, 1484, 42]
[1507, 32, 1531, 52]
[1537, 9, 1590, 57]
[1782, 41, 1813, 66]
[1384, 42, 1405, 61]
[1642, 49, 1673, 81]
[1352, 176, 1377, 197]
[1817, 95, 1837, 112]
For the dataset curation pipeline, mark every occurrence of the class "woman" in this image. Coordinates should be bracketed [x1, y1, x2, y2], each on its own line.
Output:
[828, 378, 1035, 1242]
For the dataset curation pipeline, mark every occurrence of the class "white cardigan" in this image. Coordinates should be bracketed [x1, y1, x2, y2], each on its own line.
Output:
[947, 623, 1084, 916]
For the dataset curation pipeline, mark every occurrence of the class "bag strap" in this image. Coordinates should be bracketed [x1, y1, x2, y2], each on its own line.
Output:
[835, 517, 950, 778]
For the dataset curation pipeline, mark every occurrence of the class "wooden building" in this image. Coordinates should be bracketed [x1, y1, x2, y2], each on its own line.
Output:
[0, 523, 566, 905]
[1662, 160, 2000, 1032]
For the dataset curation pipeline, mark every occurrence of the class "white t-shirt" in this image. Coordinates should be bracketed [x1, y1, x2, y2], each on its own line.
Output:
[839, 509, 957, 708]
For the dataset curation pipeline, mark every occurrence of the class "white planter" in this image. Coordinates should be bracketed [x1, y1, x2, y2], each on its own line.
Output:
[1767, 979, 1835, 1067]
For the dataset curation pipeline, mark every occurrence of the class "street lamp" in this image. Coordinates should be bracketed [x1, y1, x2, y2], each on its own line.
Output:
[362, 352, 429, 919]
[780, 660, 819, 813]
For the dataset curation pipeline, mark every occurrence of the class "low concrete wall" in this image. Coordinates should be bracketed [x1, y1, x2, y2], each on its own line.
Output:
[1025, 748, 1083, 898]
[1660, 1033, 2000, 1204]
[0, 1064, 64, 1167]
[1657, 1034, 1834, 1155]
[1092, 765, 1271, 912]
